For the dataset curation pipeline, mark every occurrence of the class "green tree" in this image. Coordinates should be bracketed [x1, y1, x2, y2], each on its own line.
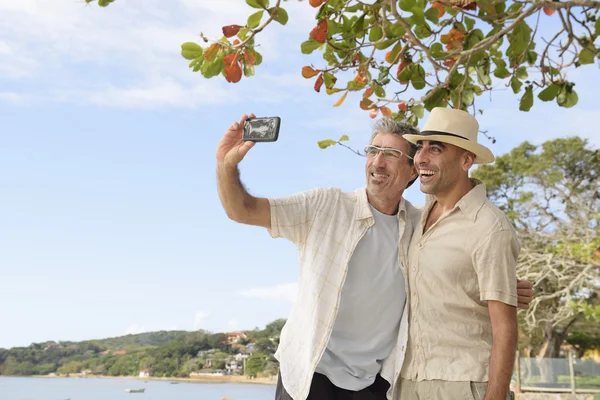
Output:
[472, 136, 600, 382]
[85, 0, 599, 130]
[245, 352, 268, 378]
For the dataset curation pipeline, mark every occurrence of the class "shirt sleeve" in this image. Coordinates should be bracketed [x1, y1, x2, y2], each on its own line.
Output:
[472, 228, 520, 307]
[267, 187, 333, 246]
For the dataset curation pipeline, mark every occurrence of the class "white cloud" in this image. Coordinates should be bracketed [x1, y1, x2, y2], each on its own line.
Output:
[0, 0, 324, 108]
[194, 311, 209, 330]
[239, 282, 298, 302]
[0, 92, 29, 105]
[87, 78, 231, 108]
[124, 323, 148, 335]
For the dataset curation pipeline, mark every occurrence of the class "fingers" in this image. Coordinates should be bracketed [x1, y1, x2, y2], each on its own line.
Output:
[517, 302, 529, 310]
[516, 278, 533, 290]
[235, 140, 255, 161]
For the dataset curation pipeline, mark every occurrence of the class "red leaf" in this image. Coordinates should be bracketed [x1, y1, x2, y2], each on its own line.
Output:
[543, 7, 556, 16]
[310, 20, 328, 44]
[224, 53, 238, 66]
[364, 88, 374, 98]
[396, 61, 408, 78]
[369, 108, 379, 119]
[314, 74, 324, 92]
[222, 25, 241, 38]
[360, 97, 374, 110]
[233, 39, 240, 45]
[380, 106, 392, 117]
[431, 2, 446, 17]
[309, 0, 326, 7]
[224, 63, 242, 83]
[354, 72, 368, 85]
[398, 103, 408, 112]
[302, 66, 319, 78]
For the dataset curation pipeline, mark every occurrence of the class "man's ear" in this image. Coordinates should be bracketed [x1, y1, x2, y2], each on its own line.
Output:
[410, 164, 418, 180]
[462, 151, 475, 171]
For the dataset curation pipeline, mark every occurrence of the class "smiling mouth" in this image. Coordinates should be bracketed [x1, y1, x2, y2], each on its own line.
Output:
[419, 169, 436, 182]
[371, 172, 389, 180]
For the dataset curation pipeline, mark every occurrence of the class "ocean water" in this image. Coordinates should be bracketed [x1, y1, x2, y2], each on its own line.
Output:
[0, 377, 276, 400]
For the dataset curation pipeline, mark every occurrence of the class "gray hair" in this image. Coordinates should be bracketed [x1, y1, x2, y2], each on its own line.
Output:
[369, 118, 419, 160]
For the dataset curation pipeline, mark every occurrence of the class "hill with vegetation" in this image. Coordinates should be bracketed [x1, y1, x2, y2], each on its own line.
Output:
[0, 319, 286, 378]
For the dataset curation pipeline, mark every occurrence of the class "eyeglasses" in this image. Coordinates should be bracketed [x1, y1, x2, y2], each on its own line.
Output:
[364, 145, 413, 161]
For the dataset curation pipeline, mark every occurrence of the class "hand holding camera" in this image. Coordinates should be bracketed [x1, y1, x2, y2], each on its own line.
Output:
[216, 114, 280, 168]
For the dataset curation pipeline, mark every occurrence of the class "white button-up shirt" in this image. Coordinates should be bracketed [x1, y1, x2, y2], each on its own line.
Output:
[268, 186, 421, 400]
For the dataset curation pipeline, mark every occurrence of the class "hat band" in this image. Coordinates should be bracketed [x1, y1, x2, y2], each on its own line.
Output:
[420, 130, 469, 141]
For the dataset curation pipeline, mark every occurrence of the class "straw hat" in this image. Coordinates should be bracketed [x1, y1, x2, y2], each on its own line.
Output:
[403, 107, 495, 164]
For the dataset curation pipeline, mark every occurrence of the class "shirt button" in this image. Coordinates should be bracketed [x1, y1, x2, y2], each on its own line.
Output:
[412, 268, 416, 272]
[418, 243, 423, 248]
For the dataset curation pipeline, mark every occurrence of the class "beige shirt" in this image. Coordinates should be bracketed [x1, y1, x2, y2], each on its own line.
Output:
[400, 180, 519, 383]
[268, 186, 421, 400]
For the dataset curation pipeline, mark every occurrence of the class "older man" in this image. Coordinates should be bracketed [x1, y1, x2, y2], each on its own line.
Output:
[398, 107, 521, 400]
[215, 113, 531, 400]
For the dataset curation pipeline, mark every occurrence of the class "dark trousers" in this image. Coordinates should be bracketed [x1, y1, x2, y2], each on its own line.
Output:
[276, 372, 390, 400]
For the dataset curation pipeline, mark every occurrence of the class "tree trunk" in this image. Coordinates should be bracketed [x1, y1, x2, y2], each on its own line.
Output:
[536, 326, 563, 384]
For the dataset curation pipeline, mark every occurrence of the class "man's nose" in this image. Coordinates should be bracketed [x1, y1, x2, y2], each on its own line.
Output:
[415, 150, 428, 165]
[373, 152, 386, 167]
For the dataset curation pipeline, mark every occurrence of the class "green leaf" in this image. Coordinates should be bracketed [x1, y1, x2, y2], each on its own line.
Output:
[339, 134, 349, 142]
[516, 66, 528, 80]
[476, 66, 491, 86]
[399, 0, 416, 12]
[412, 104, 425, 118]
[247, 11, 264, 29]
[374, 38, 397, 50]
[424, 88, 449, 111]
[578, 46, 595, 65]
[557, 87, 578, 108]
[238, 28, 250, 40]
[243, 64, 255, 77]
[200, 58, 224, 78]
[492, 58, 510, 79]
[414, 24, 432, 39]
[387, 22, 406, 38]
[519, 86, 533, 111]
[430, 43, 446, 59]
[537, 84, 560, 102]
[97, 0, 115, 6]
[317, 139, 338, 149]
[526, 51, 538, 66]
[352, 15, 367, 35]
[424, 7, 439, 24]
[388, 42, 403, 63]
[181, 42, 203, 60]
[301, 39, 322, 54]
[253, 50, 263, 66]
[411, 65, 426, 90]
[268, 7, 288, 25]
[506, 22, 532, 58]
[465, 17, 475, 31]
[189, 57, 203, 72]
[323, 72, 337, 89]
[369, 25, 383, 42]
[373, 82, 386, 98]
[596, 18, 600, 36]
[246, 0, 268, 9]
[510, 77, 523, 94]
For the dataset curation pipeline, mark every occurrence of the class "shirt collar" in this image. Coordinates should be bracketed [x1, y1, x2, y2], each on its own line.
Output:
[356, 186, 407, 221]
[424, 178, 487, 222]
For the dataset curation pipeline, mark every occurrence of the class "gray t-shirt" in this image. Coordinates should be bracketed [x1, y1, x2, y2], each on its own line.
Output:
[315, 205, 407, 390]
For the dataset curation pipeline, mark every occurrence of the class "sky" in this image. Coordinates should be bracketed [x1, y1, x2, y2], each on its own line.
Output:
[0, 0, 598, 350]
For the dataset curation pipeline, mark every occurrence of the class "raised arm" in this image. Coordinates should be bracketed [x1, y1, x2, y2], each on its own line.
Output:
[216, 114, 271, 229]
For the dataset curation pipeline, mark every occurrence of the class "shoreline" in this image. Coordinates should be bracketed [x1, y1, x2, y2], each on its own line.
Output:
[1, 374, 276, 386]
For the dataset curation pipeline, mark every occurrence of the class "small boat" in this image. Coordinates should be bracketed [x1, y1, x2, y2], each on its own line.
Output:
[125, 388, 145, 393]
[170, 381, 179, 384]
